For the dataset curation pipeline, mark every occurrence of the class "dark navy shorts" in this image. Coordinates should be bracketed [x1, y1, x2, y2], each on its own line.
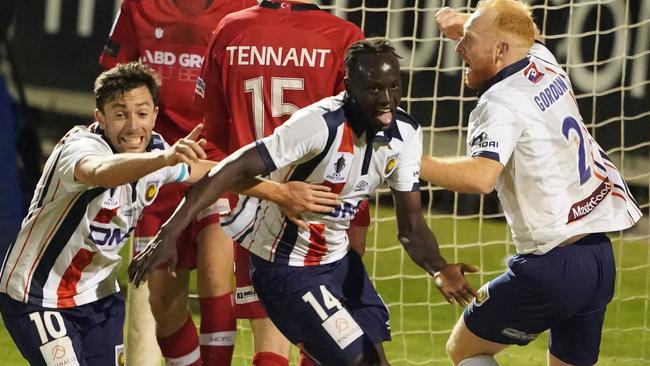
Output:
[0, 292, 125, 366]
[251, 251, 391, 365]
[464, 233, 615, 366]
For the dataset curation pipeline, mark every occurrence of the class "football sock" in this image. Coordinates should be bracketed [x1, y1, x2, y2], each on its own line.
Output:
[457, 355, 499, 366]
[158, 315, 201, 366]
[199, 293, 236, 365]
[252, 352, 290, 366]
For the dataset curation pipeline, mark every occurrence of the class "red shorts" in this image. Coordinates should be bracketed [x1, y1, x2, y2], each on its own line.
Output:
[134, 183, 228, 269]
[234, 245, 268, 319]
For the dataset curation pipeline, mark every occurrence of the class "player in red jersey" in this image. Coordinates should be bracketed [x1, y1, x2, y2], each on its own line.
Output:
[99, 1, 256, 365]
[195, 1, 366, 365]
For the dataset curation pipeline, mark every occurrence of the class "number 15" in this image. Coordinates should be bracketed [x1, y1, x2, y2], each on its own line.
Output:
[244, 77, 305, 139]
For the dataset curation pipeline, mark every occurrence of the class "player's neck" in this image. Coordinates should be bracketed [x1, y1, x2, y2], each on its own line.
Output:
[172, 0, 213, 15]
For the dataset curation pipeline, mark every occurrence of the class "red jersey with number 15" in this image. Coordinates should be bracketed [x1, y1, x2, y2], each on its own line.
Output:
[99, 0, 257, 160]
[195, 1, 364, 154]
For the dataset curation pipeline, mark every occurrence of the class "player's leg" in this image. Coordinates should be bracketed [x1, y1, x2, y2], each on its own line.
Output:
[250, 251, 389, 366]
[446, 317, 506, 365]
[546, 234, 615, 366]
[196, 217, 237, 365]
[0, 293, 86, 366]
[80, 293, 126, 365]
[235, 246, 291, 365]
[148, 268, 200, 366]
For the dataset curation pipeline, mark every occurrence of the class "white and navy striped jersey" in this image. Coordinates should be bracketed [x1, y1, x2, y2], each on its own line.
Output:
[222, 94, 422, 266]
[0, 123, 189, 308]
[467, 42, 642, 254]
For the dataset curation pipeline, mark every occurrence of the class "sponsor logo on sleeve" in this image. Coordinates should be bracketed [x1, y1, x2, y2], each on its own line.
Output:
[321, 308, 364, 349]
[524, 62, 545, 84]
[195, 77, 206, 98]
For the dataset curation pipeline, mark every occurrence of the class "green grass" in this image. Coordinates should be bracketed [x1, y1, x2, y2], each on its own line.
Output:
[2, 205, 649, 365]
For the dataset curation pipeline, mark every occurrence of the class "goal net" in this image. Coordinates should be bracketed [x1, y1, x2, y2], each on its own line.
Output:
[288, 1, 647, 365]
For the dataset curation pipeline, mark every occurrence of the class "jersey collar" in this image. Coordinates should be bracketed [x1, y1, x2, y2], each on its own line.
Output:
[477, 56, 530, 98]
[259, 1, 321, 11]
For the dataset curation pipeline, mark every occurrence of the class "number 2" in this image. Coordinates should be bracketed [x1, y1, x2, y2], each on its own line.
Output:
[244, 77, 305, 139]
[561, 116, 592, 185]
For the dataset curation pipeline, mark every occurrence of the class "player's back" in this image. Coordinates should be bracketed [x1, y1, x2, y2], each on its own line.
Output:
[197, 1, 364, 152]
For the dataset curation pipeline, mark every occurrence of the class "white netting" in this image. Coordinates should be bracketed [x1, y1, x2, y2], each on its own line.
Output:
[308, 1, 649, 365]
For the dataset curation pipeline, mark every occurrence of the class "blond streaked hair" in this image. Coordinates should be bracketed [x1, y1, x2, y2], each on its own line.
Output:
[477, 0, 535, 48]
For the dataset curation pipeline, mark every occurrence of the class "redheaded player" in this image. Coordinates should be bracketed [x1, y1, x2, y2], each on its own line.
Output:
[194, 1, 366, 365]
[99, 1, 255, 365]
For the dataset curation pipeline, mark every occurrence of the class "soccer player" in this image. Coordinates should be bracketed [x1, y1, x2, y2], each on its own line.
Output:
[425, 2, 642, 365]
[195, 1, 366, 364]
[99, 1, 255, 364]
[130, 39, 478, 366]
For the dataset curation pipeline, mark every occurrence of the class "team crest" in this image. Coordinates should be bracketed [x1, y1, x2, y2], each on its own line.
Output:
[524, 62, 544, 84]
[384, 154, 399, 175]
[115, 344, 125, 366]
[144, 181, 158, 202]
[154, 27, 164, 39]
[473, 282, 490, 307]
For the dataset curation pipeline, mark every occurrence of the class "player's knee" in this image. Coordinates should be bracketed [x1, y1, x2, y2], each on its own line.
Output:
[446, 335, 465, 365]
[148, 287, 187, 318]
[456, 355, 499, 366]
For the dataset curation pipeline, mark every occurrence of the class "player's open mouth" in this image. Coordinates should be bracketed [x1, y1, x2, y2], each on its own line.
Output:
[375, 109, 393, 125]
[121, 136, 144, 148]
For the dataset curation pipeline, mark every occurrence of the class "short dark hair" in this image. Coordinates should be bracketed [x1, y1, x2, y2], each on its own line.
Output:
[94, 62, 161, 112]
[344, 39, 401, 74]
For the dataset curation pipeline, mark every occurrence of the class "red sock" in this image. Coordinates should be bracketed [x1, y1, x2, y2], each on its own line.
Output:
[157, 315, 201, 366]
[252, 352, 289, 366]
[299, 349, 317, 366]
[199, 293, 236, 366]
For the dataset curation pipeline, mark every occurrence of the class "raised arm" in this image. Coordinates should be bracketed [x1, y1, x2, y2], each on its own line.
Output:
[128, 144, 267, 286]
[393, 189, 478, 305]
[76, 124, 207, 188]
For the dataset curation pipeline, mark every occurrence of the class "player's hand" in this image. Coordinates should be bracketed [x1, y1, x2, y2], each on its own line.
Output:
[164, 123, 208, 166]
[278, 181, 340, 230]
[434, 263, 479, 306]
[435, 7, 469, 41]
[128, 227, 180, 287]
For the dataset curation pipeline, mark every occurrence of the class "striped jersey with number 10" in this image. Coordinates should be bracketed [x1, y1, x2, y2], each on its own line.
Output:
[0, 124, 189, 308]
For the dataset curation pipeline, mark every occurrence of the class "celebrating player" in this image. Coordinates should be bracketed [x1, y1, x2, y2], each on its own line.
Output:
[130, 39, 478, 366]
[424, 2, 642, 365]
[195, 1, 366, 364]
[99, 1, 255, 365]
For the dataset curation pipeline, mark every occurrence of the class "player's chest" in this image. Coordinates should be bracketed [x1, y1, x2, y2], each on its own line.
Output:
[314, 140, 403, 197]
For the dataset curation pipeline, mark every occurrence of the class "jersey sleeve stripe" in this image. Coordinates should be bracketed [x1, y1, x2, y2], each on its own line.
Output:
[255, 141, 278, 173]
[28, 187, 106, 306]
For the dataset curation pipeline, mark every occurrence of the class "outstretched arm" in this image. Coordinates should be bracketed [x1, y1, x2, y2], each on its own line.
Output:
[128, 144, 267, 286]
[420, 155, 503, 194]
[393, 189, 478, 305]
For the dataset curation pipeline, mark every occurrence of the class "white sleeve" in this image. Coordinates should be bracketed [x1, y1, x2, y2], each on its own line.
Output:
[467, 98, 522, 166]
[255, 110, 329, 172]
[386, 126, 422, 192]
[529, 41, 560, 67]
[57, 136, 110, 191]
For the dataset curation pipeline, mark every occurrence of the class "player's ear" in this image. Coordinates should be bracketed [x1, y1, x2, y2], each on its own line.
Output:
[95, 108, 106, 129]
[497, 41, 509, 59]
